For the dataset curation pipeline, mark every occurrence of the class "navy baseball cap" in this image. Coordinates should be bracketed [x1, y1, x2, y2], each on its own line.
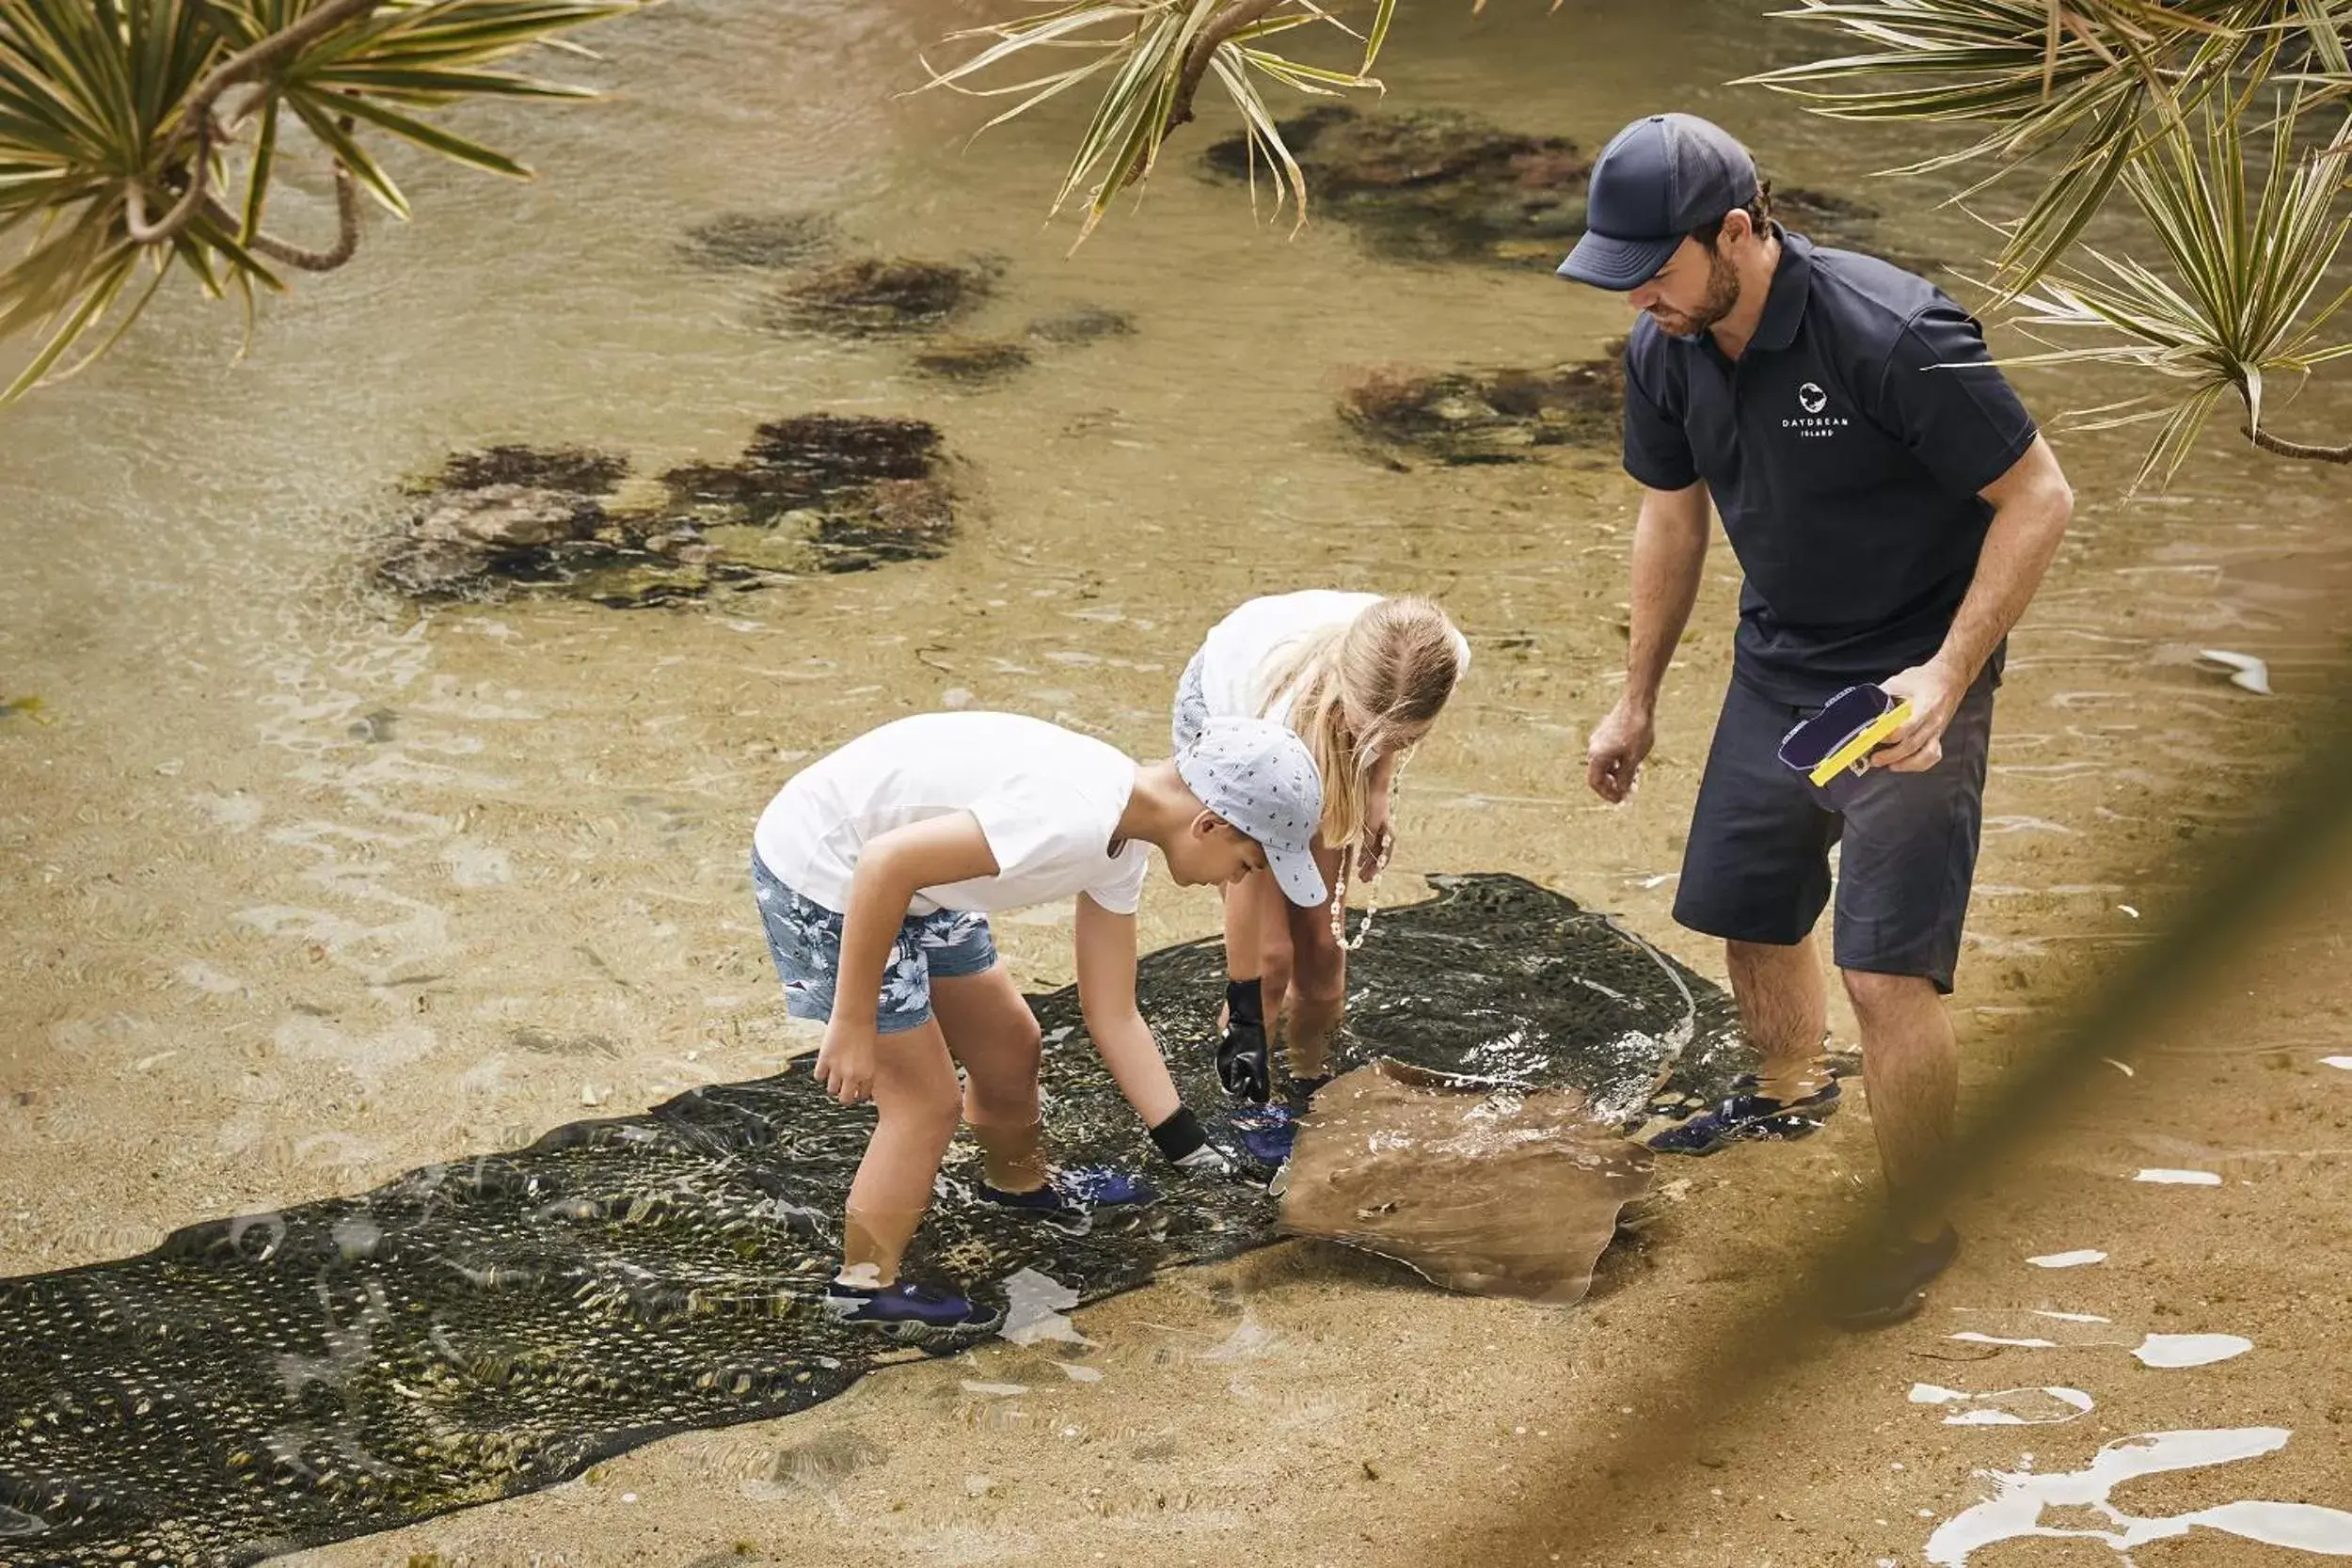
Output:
[1557, 113, 1759, 291]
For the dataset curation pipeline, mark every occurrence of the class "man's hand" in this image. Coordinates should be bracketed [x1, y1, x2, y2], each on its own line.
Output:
[1586, 698, 1657, 803]
[1874, 660, 1968, 773]
[814, 1018, 879, 1105]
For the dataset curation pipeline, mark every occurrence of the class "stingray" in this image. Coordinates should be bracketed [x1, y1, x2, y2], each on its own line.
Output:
[0, 875, 1748, 1565]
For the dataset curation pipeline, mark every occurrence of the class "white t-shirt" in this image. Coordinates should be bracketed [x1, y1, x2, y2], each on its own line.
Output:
[754, 713, 1150, 917]
[1194, 590, 1473, 724]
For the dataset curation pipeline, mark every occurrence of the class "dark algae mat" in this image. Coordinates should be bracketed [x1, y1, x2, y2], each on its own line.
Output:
[0, 875, 1749, 1565]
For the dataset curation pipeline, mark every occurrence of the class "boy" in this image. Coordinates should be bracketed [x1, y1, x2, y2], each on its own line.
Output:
[753, 709, 1326, 1339]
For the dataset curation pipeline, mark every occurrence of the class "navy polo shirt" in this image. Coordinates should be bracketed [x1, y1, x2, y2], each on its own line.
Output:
[1622, 228, 2039, 705]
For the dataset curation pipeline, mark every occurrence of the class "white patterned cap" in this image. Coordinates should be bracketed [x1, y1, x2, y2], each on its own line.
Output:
[1175, 717, 1327, 908]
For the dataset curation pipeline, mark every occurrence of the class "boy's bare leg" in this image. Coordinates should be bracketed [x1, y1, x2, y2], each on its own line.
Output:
[1279, 841, 1349, 1083]
[840, 1019, 962, 1286]
[931, 966, 1049, 1193]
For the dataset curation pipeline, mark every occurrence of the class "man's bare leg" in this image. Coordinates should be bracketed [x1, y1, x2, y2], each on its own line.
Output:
[1840, 969, 1958, 1243]
[1724, 935, 1830, 1101]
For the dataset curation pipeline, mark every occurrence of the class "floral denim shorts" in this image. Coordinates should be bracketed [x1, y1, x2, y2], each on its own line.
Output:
[752, 853, 997, 1034]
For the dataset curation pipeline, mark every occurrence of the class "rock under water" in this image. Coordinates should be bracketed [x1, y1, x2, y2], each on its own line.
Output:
[376, 420, 958, 608]
[1339, 351, 1625, 467]
[1203, 105, 1944, 276]
[1204, 104, 1591, 268]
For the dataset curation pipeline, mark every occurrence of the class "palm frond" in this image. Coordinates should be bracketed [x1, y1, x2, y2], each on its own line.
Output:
[1746, 1, 2286, 291]
[0, 0, 639, 402]
[917, 0, 1390, 241]
[1989, 94, 2352, 488]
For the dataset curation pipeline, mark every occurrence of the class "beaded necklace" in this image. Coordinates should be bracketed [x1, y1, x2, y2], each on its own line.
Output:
[1327, 741, 1414, 951]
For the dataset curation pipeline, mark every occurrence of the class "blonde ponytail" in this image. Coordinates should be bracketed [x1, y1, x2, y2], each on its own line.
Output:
[1252, 595, 1463, 849]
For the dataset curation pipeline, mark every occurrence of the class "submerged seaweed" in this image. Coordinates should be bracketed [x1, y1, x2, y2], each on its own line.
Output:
[672, 414, 945, 517]
[427, 445, 630, 497]
[1204, 104, 1589, 267]
[759, 256, 996, 338]
[376, 418, 957, 606]
[1025, 305, 1136, 345]
[678, 211, 837, 271]
[910, 338, 1033, 384]
[1203, 106, 1941, 275]
[0, 876, 1749, 1565]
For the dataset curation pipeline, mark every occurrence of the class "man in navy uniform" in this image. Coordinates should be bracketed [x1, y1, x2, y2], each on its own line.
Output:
[1562, 113, 2074, 1326]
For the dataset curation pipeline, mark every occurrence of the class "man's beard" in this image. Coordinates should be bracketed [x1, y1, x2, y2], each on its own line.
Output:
[1649, 247, 1740, 338]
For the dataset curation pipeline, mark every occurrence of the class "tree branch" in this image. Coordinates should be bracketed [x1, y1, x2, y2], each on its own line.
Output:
[2243, 422, 2352, 464]
[1167, 0, 1288, 130]
[202, 163, 361, 272]
[124, 119, 213, 244]
[181, 0, 387, 135]
[127, 0, 388, 250]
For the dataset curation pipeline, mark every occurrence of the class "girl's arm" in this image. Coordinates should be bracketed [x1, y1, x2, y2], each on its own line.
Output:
[817, 812, 998, 1104]
[1072, 894, 1182, 1127]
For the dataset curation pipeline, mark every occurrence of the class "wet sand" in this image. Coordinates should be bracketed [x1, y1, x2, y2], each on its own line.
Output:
[6, 0, 2352, 1562]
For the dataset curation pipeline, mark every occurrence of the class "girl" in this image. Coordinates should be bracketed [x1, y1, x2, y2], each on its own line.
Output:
[753, 709, 1327, 1340]
[1173, 592, 1470, 1104]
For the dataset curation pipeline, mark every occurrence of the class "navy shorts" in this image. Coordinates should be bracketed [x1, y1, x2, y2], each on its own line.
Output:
[752, 854, 997, 1034]
[1672, 673, 1994, 993]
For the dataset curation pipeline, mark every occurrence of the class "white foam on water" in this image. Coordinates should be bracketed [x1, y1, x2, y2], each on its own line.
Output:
[2027, 1249, 2107, 1269]
[2196, 649, 2275, 695]
[1910, 1384, 2093, 1426]
[2322, 1056, 2352, 1072]
[2134, 1168, 2223, 1185]
[441, 839, 512, 887]
[2033, 1310, 2112, 1323]
[1951, 1333, 2059, 1349]
[1927, 1428, 2352, 1564]
[959, 1381, 1028, 1398]
[1194, 1315, 1284, 1363]
[270, 1015, 436, 1089]
[2133, 1333, 2252, 1369]
[174, 960, 246, 995]
[997, 1267, 1090, 1348]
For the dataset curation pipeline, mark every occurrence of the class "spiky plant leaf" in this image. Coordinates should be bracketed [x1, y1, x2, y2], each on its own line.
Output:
[0, 0, 639, 403]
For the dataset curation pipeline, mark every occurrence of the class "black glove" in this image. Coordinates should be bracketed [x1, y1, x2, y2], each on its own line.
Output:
[1216, 1014, 1272, 1104]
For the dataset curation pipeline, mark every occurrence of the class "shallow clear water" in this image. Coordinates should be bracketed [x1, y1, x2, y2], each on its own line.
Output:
[1, 0, 2346, 1288]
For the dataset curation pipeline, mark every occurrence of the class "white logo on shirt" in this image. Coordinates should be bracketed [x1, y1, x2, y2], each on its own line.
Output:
[1783, 379, 1849, 438]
